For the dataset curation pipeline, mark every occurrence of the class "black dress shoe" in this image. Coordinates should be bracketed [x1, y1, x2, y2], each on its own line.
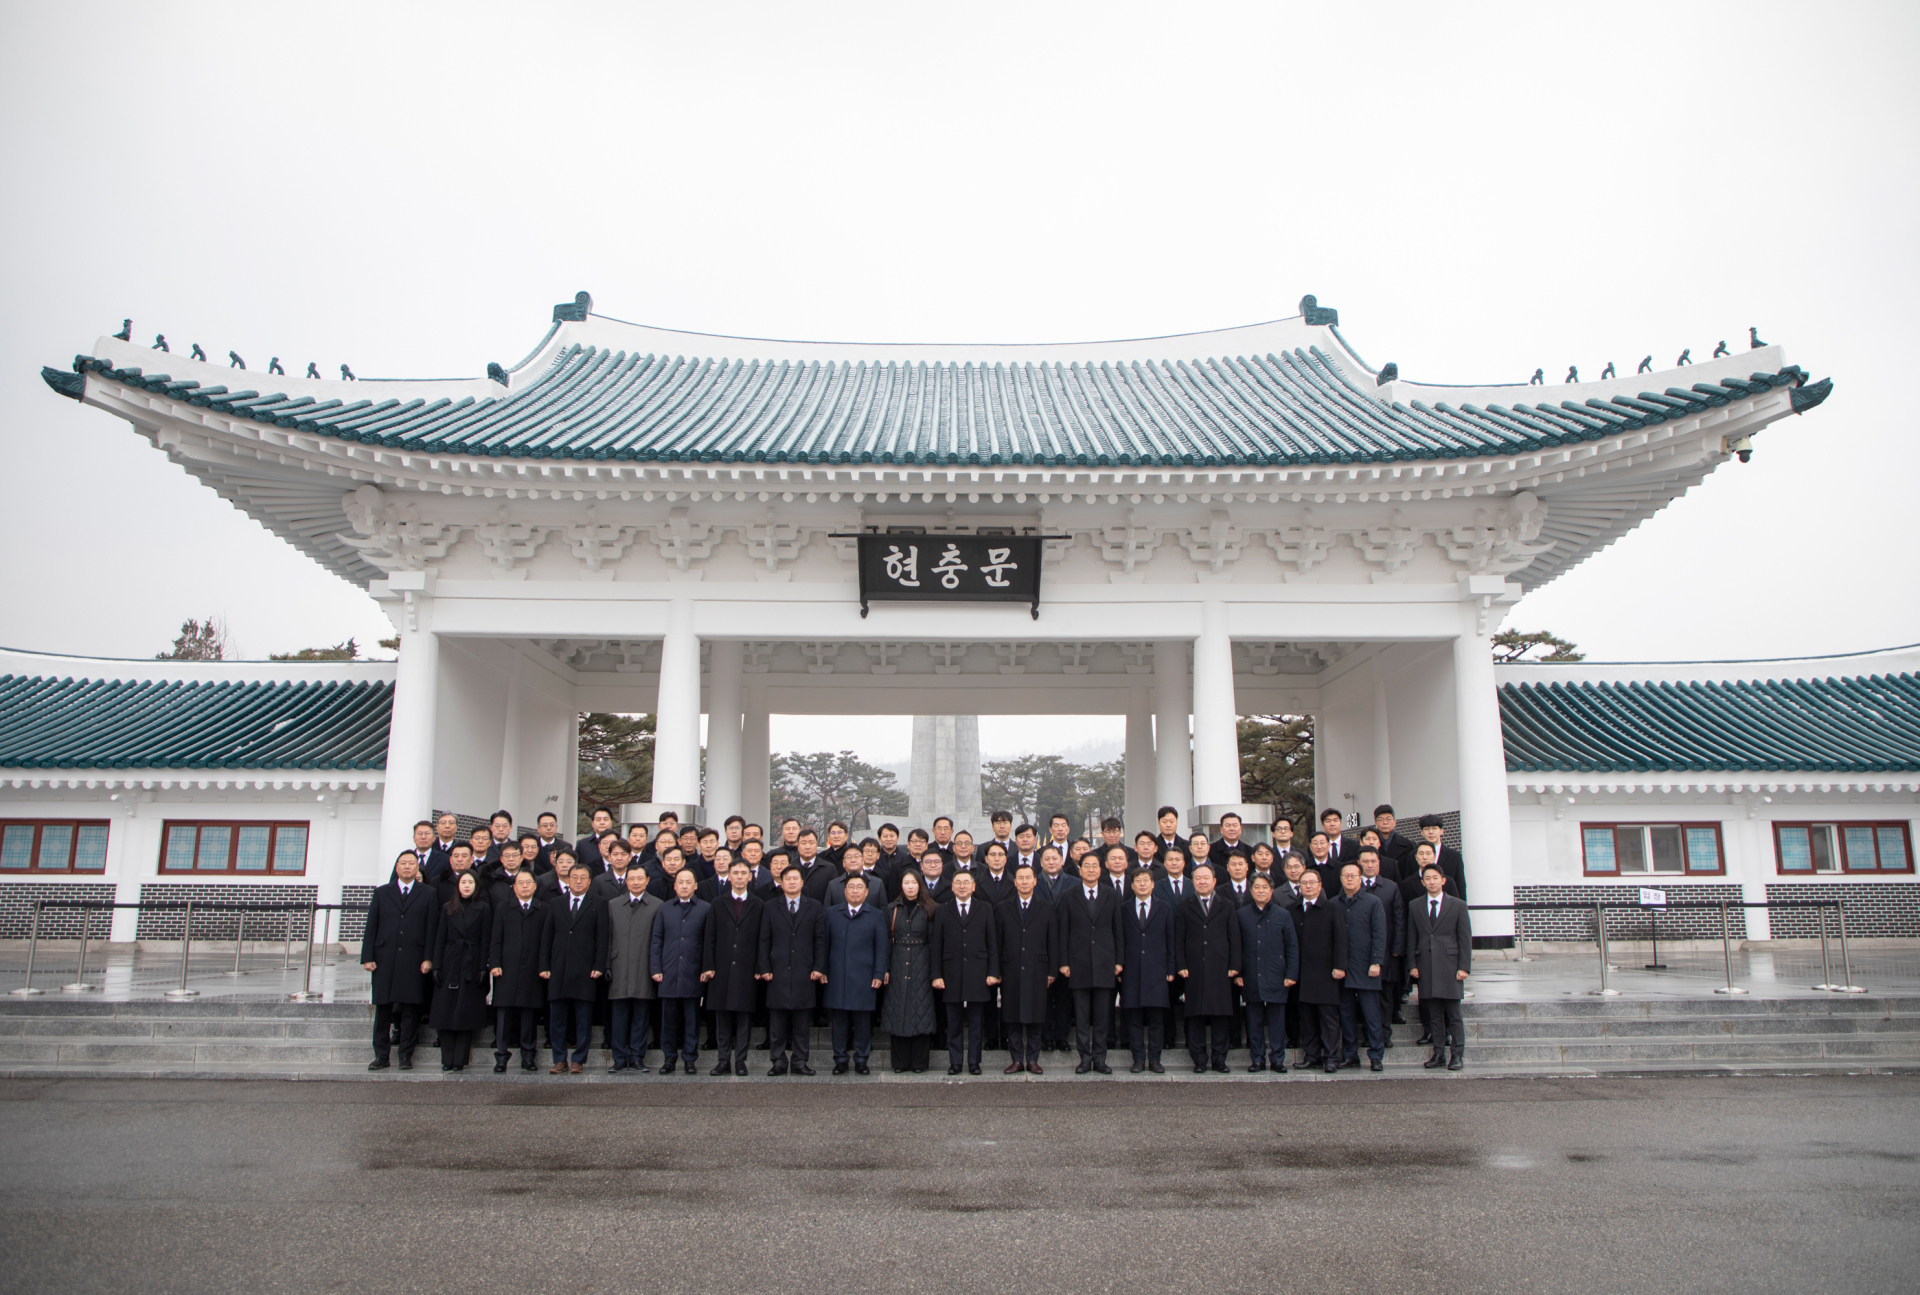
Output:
[1391, 1013, 1407, 1025]
[632, 1064, 652, 1074]
[1247, 1062, 1266, 1073]
[1273, 1062, 1288, 1074]
[521, 1059, 538, 1073]
[1340, 1058, 1362, 1069]
[397, 1058, 413, 1071]
[1092, 1061, 1112, 1074]
[948, 1064, 964, 1076]
[1130, 1062, 1146, 1074]
[1416, 1032, 1433, 1046]
[1193, 1062, 1208, 1075]
[660, 1058, 678, 1074]
[854, 1062, 870, 1075]
[768, 1061, 789, 1077]
[1323, 1061, 1340, 1074]
[1423, 1050, 1446, 1069]
[1447, 1056, 1464, 1071]
[1148, 1060, 1165, 1073]
[832, 1062, 850, 1075]
[608, 1063, 625, 1074]
[1370, 1058, 1384, 1072]
[367, 1058, 390, 1071]
[1075, 1060, 1092, 1074]
[793, 1064, 816, 1076]
[493, 1059, 509, 1074]
[734, 1060, 749, 1077]
[1211, 1062, 1230, 1074]
[709, 1063, 731, 1076]
[968, 1064, 981, 1076]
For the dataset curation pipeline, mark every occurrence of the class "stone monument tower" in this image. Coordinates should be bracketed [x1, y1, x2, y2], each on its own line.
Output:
[908, 715, 985, 838]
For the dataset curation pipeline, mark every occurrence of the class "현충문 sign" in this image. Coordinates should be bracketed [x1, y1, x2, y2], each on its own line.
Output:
[846, 532, 1051, 619]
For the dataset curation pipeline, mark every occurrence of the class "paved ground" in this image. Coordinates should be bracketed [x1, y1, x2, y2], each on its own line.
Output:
[1, 1075, 1915, 1294]
[6, 940, 1916, 1003]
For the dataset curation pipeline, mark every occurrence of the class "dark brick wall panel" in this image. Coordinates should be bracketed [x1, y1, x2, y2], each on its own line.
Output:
[1765, 882, 1920, 939]
[1513, 883, 1747, 941]
[134, 883, 319, 941]
[339, 885, 375, 944]
[0, 882, 118, 938]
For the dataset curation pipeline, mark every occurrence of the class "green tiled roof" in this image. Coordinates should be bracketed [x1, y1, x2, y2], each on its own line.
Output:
[1501, 673, 1920, 774]
[0, 675, 392, 770]
[55, 348, 1811, 468]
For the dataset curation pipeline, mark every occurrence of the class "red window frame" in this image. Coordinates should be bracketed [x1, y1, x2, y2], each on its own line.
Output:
[1772, 821, 1914, 876]
[1579, 822, 1727, 877]
[0, 819, 111, 873]
[158, 820, 311, 876]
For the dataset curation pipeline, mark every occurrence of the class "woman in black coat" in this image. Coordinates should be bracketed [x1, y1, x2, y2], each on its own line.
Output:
[880, 870, 937, 1073]
[430, 871, 493, 1071]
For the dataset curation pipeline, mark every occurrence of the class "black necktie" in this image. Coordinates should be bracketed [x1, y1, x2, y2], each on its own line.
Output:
[570, 897, 579, 913]
[1138, 901, 1148, 924]
[789, 900, 798, 915]
[1430, 900, 1440, 920]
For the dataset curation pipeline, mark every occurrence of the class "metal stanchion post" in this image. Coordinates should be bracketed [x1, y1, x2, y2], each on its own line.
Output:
[288, 901, 322, 1002]
[1712, 901, 1747, 995]
[10, 900, 46, 996]
[62, 906, 102, 993]
[1813, 902, 1836, 992]
[282, 909, 294, 972]
[164, 902, 200, 1000]
[1833, 899, 1866, 994]
[1589, 902, 1620, 996]
[1644, 906, 1667, 972]
[227, 910, 247, 976]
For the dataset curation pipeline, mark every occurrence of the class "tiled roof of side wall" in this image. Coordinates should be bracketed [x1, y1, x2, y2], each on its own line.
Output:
[69, 350, 1806, 469]
[1500, 673, 1920, 774]
[0, 675, 392, 770]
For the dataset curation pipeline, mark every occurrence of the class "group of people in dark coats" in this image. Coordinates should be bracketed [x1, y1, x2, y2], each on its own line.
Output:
[359, 802, 1474, 1076]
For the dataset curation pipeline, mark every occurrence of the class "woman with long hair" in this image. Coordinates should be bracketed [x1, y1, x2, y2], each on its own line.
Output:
[430, 869, 492, 1072]
[881, 868, 938, 1073]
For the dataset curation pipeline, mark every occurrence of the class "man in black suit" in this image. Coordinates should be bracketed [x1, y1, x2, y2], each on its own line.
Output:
[1372, 805, 1416, 883]
[996, 865, 1056, 1075]
[756, 864, 827, 1076]
[931, 870, 1001, 1076]
[1175, 863, 1242, 1074]
[1409, 861, 1473, 1070]
[489, 869, 546, 1073]
[1119, 866, 1176, 1074]
[1292, 868, 1349, 1073]
[1320, 808, 1352, 873]
[703, 860, 765, 1077]
[574, 807, 617, 873]
[533, 811, 571, 872]
[360, 851, 438, 1071]
[1055, 855, 1124, 1075]
[539, 863, 607, 1075]
[1211, 812, 1254, 867]
[422, 813, 461, 882]
[1093, 818, 1138, 869]
[1031, 846, 1075, 1052]
[1417, 815, 1468, 901]
[1152, 807, 1185, 863]
[403, 821, 445, 885]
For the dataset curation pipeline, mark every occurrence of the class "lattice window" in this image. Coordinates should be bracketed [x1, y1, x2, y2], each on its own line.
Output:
[158, 821, 310, 876]
[1580, 822, 1724, 877]
[0, 820, 110, 873]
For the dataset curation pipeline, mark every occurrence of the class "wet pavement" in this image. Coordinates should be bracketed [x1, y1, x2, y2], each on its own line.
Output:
[0, 1073, 1915, 1294]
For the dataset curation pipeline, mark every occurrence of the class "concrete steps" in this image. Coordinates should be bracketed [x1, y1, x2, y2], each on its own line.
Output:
[0, 997, 1914, 1077]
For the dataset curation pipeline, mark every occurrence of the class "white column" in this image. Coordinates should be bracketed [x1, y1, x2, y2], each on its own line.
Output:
[705, 640, 745, 823]
[562, 708, 581, 838]
[651, 598, 703, 808]
[1125, 690, 1156, 833]
[742, 685, 771, 830]
[1153, 639, 1193, 834]
[1191, 600, 1242, 808]
[377, 599, 441, 879]
[1453, 615, 1515, 940]
[1372, 673, 1393, 812]
[496, 656, 524, 822]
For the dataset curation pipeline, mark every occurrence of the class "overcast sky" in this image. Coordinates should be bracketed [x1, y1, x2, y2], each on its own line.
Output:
[3, 2, 1915, 763]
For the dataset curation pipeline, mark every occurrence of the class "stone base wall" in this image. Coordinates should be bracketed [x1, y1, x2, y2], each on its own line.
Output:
[1512, 883, 1747, 941]
[133, 884, 319, 941]
[1765, 883, 1920, 940]
[0, 882, 118, 939]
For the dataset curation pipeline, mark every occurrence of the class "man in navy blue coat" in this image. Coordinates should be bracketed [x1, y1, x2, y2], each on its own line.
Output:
[822, 875, 889, 1074]
[1235, 875, 1299, 1072]
[649, 869, 710, 1074]
[1335, 862, 1389, 1071]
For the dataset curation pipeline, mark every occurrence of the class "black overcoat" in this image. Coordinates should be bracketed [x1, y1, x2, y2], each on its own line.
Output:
[757, 894, 827, 1010]
[1119, 895, 1176, 1010]
[702, 891, 766, 1013]
[488, 896, 547, 1009]
[1054, 883, 1124, 989]
[429, 900, 492, 1031]
[360, 880, 439, 1006]
[1236, 900, 1299, 1004]
[930, 900, 1002, 1004]
[881, 902, 937, 1037]
[1360, 876, 1406, 979]
[539, 893, 608, 1000]
[994, 897, 1057, 1023]
[1174, 893, 1243, 1016]
[1292, 898, 1349, 1006]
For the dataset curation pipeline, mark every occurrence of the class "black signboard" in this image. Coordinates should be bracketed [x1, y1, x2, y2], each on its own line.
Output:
[847, 532, 1049, 619]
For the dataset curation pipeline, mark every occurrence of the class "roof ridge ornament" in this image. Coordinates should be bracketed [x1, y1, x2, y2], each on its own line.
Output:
[553, 291, 593, 323]
[1299, 295, 1338, 327]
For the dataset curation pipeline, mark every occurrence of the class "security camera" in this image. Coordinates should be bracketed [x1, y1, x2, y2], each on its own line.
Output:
[1724, 433, 1753, 464]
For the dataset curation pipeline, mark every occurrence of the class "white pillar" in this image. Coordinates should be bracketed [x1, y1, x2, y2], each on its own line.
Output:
[1452, 616, 1515, 940]
[1372, 673, 1393, 812]
[562, 707, 581, 838]
[1125, 690, 1156, 833]
[652, 598, 703, 808]
[378, 599, 441, 879]
[496, 656, 524, 823]
[1191, 601, 1241, 808]
[705, 640, 745, 824]
[1153, 639, 1193, 834]
[742, 685, 771, 830]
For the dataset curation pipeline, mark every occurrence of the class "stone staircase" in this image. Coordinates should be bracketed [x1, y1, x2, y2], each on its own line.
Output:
[0, 995, 1914, 1079]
